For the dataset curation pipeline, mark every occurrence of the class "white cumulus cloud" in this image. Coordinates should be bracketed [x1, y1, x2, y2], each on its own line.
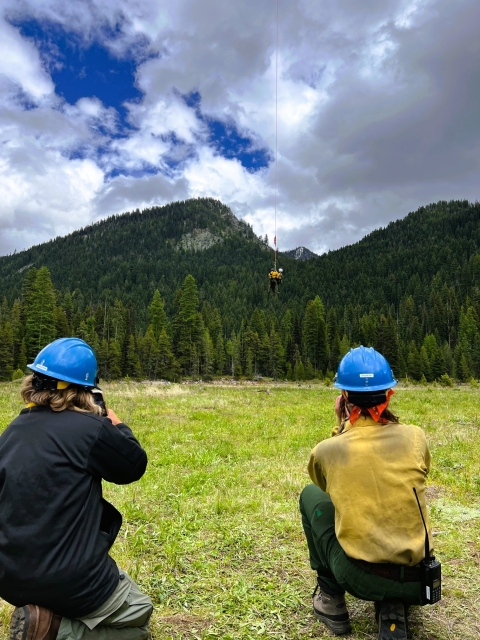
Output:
[0, 0, 479, 256]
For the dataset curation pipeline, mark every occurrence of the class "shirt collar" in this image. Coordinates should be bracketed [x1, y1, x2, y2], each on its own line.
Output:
[343, 415, 382, 432]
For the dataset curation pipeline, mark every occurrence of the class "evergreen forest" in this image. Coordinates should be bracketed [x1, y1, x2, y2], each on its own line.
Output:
[0, 197, 480, 383]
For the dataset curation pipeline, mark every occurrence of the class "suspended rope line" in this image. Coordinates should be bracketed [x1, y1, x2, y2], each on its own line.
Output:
[267, 0, 283, 297]
[274, 0, 279, 271]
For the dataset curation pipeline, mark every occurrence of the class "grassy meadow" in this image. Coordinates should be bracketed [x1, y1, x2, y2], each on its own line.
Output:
[0, 380, 479, 639]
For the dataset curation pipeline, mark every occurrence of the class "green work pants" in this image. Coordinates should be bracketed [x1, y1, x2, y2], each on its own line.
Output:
[57, 571, 153, 640]
[299, 484, 423, 604]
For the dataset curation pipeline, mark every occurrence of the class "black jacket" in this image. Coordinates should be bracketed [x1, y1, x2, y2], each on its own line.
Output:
[0, 406, 147, 618]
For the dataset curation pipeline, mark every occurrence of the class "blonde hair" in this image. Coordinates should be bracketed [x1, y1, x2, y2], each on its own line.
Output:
[21, 375, 103, 415]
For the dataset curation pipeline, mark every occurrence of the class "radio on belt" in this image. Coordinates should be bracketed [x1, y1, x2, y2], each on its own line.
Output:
[413, 487, 441, 604]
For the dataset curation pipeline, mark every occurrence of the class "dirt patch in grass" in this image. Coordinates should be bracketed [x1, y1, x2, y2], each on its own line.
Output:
[155, 613, 214, 638]
[425, 484, 445, 500]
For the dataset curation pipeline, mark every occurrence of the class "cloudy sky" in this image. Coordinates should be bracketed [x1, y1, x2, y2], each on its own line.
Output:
[0, 0, 479, 257]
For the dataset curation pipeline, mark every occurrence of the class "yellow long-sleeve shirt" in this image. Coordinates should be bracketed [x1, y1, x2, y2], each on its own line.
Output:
[308, 415, 432, 566]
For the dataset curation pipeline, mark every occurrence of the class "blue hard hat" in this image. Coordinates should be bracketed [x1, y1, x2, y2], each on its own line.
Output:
[334, 346, 397, 392]
[28, 338, 97, 387]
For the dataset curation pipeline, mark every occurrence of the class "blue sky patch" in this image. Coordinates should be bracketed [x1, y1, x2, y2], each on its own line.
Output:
[183, 91, 271, 172]
[14, 19, 143, 127]
[12, 20, 270, 177]
[206, 117, 271, 172]
[15, 91, 37, 111]
[183, 90, 202, 110]
[107, 165, 161, 180]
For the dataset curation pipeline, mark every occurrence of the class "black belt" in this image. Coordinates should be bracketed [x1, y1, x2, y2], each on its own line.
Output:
[348, 557, 422, 583]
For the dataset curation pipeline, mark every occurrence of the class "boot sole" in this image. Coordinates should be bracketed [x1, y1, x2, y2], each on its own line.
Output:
[10, 606, 38, 640]
[314, 609, 352, 636]
[377, 601, 407, 640]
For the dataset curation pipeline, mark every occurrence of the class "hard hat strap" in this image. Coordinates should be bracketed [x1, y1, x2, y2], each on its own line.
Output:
[32, 372, 71, 391]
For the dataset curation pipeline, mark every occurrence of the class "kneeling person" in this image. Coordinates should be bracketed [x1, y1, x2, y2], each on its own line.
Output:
[300, 346, 434, 640]
[0, 338, 153, 640]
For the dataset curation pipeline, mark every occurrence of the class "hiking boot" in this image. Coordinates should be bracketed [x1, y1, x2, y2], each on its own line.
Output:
[10, 605, 62, 640]
[312, 584, 352, 635]
[375, 600, 407, 640]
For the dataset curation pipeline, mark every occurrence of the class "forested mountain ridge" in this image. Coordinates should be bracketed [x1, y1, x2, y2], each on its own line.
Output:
[0, 198, 279, 326]
[307, 199, 480, 309]
[0, 198, 480, 383]
[2, 198, 478, 315]
[0, 198, 261, 293]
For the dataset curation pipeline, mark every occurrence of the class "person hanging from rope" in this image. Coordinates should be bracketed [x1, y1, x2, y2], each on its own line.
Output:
[268, 267, 283, 294]
[268, 267, 279, 294]
[1, 338, 153, 640]
[299, 346, 435, 640]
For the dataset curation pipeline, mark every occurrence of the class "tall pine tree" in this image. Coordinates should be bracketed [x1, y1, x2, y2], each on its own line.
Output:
[149, 289, 167, 339]
[303, 296, 328, 375]
[173, 275, 202, 375]
[24, 267, 56, 360]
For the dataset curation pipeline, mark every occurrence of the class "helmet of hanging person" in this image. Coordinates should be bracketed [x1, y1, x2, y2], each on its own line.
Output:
[28, 338, 98, 388]
[334, 345, 397, 393]
[278, 268, 283, 273]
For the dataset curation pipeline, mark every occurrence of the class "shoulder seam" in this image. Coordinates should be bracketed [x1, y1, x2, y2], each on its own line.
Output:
[85, 422, 104, 471]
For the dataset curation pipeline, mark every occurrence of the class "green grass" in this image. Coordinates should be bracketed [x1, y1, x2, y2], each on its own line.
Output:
[1, 381, 480, 639]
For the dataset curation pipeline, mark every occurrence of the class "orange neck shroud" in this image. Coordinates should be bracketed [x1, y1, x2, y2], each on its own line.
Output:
[348, 389, 394, 425]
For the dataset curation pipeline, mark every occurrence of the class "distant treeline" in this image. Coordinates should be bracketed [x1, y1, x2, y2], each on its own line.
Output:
[2, 198, 480, 382]
[0, 262, 479, 383]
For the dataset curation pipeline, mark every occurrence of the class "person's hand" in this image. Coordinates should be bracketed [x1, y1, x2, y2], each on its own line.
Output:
[335, 395, 343, 420]
[107, 408, 122, 425]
